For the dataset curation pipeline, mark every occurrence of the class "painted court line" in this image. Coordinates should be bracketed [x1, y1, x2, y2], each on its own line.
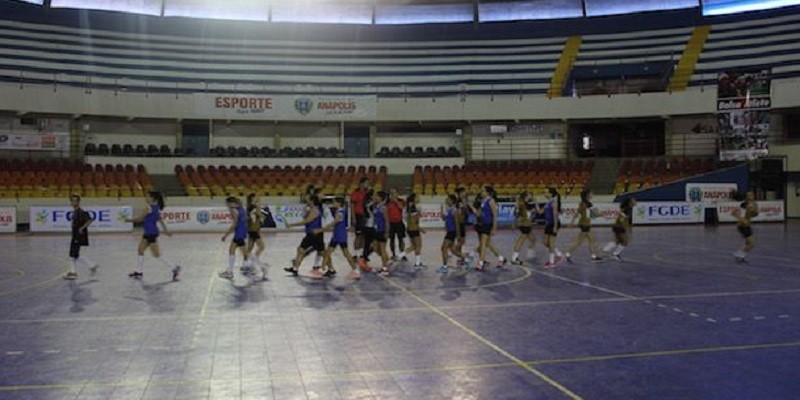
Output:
[381, 275, 584, 400]
[2, 340, 800, 392]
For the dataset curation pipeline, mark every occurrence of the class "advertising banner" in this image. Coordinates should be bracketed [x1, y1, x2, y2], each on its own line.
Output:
[717, 69, 771, 161]
[686, 183, 738, 203]
[29, 206, 133, 232]
[632, 202, 704, 225]
[0, 207, 16, 233]
[0, 132, 70, 151]
[418, 203, 444, 229]
[195, 94, 377, 120]
[559, 203, 619, 226]
[161, 205, 335, 232]
[716, 201, 785, 222]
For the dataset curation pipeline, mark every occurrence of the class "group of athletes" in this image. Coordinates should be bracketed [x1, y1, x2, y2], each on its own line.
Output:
[62, 177, 761, 281]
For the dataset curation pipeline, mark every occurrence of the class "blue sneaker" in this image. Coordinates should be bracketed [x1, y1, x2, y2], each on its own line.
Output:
[438, 265, 449, 274]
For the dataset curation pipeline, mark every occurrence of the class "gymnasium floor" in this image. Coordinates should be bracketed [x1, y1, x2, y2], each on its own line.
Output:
[0, 223, 799, 400]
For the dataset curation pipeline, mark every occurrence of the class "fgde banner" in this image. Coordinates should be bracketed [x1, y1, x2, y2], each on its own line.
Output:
[0, 207, 16, 233]
[29, 206, 133, 232]
[632, 202, 704, 225]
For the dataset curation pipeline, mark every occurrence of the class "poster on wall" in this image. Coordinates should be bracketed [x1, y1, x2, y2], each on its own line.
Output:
[0, 132, 70, 151]
[716, 69, 771, 161]
[0, 207, 16, 233]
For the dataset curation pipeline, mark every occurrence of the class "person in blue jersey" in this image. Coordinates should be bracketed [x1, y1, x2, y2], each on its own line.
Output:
[454, 187, 473, 261]
[218, 196, 250, 280]
[473, 186, 507, 271]
[320, 197, 360, 280]
[63, 193, 98, 280]
[371, 191, 391, 276]
[541, 187, 565, 268]
[284, 193, 326, 278]
[438, 194, 465, 274]
[125, 191, 180, 281]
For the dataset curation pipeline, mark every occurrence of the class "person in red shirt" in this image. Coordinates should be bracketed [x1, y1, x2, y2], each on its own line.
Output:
[350, 177, 370, 251]
[387, 187, 407, 260]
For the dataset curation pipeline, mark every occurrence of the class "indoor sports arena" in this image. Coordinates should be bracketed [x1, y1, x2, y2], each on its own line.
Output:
[1, 0, 800, 399]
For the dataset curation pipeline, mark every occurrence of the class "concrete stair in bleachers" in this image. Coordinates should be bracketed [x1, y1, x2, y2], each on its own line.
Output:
[588, 158, 622, 194]
[668, 25, 711, 92]
[547, 36, 582, 98]
[152, 174, 187, 197]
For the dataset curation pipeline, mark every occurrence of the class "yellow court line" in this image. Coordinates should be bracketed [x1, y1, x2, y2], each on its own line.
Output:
[0, 268, 68, 298]
[532, 340, 800, 366]
[529, 268, 639, 300]
[380, 275, 585, 400]
[4, 285, 800, 324]
[4, 340, 800, 393]
[0, 269, 25, 283]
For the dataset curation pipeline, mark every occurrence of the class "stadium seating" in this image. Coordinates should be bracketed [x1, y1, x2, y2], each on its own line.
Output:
[376, 146, 461, 158]
[177, 165, 387, 197]
[0, 158, 153, 198]
[614, 157, 716, 194]
[690, 13, 800, 87]
[412, 160, 593, 197]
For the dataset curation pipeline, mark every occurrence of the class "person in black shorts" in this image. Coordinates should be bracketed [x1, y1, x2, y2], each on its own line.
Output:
[63, 194, 98, 280]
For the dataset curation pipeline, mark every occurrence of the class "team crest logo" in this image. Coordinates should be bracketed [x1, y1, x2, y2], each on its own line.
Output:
[196, 210, 210, 225]
[688, 187, 702, 202]
[295, 98, 313, 116]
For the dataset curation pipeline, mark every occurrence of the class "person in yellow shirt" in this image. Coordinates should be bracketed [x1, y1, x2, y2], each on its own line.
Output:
[566, 189, 602, 263]
[733, 190, 758, 263]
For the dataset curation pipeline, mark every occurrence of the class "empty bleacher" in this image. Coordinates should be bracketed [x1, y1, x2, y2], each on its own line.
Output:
[412, 160, 593, 197]
[177, 165, 387, 197]
[614, 157, 716, 194]
[376, 146, 461, 158]
[0, 158, 154, 198]
[691, 12, 800, 87]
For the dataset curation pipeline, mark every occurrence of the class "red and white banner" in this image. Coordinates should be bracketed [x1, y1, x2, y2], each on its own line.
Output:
[418, 203, 445, 228]
[716, 201, 785, 222]
[0, 207, 15, 233]
[0, 132, 70, 151]
[559, 203, 619, 226]
[195, 94, 377, 120]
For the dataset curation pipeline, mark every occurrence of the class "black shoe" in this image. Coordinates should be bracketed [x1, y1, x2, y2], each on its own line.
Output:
[128, 271, 143, 279]
[172, 266, 181, 281]
[284, 267, 299, 277]
[324, 270, 337, 278]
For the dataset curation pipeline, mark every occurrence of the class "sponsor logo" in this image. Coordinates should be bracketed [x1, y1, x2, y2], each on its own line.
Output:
[688, 187, 703, 202]
[0, 215, 12, 224]
[295, 98, 313, 116]
[0, 134, 7, 143]
[214, 97, 273, 110]
[196, 210, 210, 225]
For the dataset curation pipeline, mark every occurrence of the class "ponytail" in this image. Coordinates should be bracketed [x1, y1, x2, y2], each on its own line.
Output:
[149, 191, 165, 210]
[580, 189, 592, 208]
[548, 187, 561, 214]
[246, 193, 256, 210]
